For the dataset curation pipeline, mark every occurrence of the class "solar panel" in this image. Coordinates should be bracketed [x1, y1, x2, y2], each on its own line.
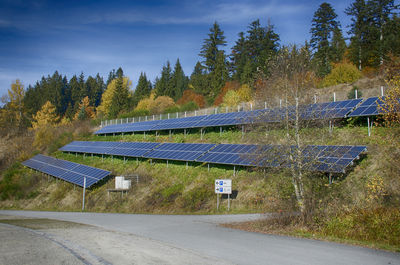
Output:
[144, 142, 216, 161]
[347, 97, 389, 117]
[59, 141, 160, 158]
[197, 143, 366, 173]
[22, 154, 111, 188]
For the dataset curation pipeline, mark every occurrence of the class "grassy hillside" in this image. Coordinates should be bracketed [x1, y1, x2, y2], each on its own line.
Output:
[0, 119, 399, 250]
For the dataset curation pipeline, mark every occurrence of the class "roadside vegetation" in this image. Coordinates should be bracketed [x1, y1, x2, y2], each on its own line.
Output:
[1, 0, 399, 252]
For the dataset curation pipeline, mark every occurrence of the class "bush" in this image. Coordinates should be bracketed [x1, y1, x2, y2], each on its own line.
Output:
[321, 63, 362, 87]
[118, 109, 150, 119]
[347, 86, 363, 99]
[177, 90, 205, 108]
[179, 101, 199, 112]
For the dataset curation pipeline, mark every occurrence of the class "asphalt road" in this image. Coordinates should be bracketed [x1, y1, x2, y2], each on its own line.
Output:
[1, 210, 399, 265]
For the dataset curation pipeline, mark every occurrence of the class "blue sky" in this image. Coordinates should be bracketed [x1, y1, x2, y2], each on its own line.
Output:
[0, 0, 355, 97]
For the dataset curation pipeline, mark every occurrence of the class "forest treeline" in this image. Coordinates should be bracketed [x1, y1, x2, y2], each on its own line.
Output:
[1, 0, 399, 134]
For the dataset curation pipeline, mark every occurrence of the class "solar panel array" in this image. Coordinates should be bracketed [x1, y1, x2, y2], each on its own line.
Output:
[346, 96, 400, 117]
[60, 141, 366, 173]
[95, 98, 368, 135]
[60, 141, 161, 157]
[22, 154, 111, 188]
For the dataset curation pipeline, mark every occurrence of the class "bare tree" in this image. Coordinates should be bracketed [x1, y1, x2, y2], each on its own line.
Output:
[250, 45, 330, 218]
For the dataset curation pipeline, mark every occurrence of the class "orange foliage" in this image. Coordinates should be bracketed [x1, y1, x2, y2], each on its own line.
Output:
[177, 90, 205, 108]
[214, 81, 240, 106]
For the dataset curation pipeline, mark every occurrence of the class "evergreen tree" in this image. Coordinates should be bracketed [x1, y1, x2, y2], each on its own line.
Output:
[369, 0, 398, 65]
[116, 67, 124, 78]
[133, 72, 152, 106]
[155, 61, 173, 97]
[230, 20, 279, 83]
[109, 77, 130, 118]
[209, 51, 229, 102]
[346, 0, 373, 70]
[230, 32, 247, 81]
[171, 58, 188, 101]
[310, 2, 341, 76]
[106, 69, 117, 86]
[199, 21, 227, 72]
[331, 27, 347, 63]
[189, 61, 209, 96]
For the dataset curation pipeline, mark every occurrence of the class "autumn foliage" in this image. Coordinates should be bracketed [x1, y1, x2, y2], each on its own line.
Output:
[214, 81, 241, 106]
[177, 90, 205, 108]
[74, 96, 95, 120]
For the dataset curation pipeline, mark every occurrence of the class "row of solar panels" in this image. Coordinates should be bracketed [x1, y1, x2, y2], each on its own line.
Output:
[95, 97, 391, 135]
[60, 141, 366, 173]
[22, 154, 111, 188]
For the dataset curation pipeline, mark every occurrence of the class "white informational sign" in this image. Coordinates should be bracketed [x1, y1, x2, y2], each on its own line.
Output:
[215, 179, 232, 194]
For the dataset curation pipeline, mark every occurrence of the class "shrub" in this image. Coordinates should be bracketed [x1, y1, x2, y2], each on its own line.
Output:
[347, 86, 363, 99]
[177, 90, 205, 108]
[321, 63, 362, 87]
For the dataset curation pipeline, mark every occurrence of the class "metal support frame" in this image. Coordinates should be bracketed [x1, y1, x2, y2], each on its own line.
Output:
[220, 126, 222, 136]
[367, 117, 373, 136]
[82, 177, 86, 211]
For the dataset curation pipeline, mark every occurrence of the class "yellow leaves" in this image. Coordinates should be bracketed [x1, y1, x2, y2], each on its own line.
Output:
[379, 76, 400, 126]
[366, 175, 387, 204]
[97, 77, 132, 118]
[321, 62, 362, 87]
[221, 84, 253, 107]
[135, 93, 175, 114]
[222, 90, 241, 107]
[31, 101, 59, 129]
[74, 96, 95, 120]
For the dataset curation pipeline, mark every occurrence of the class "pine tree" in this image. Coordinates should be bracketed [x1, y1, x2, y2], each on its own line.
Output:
[155, 61, 173, 97]
[369, 0, 398, 65]
[209, 51, 229, 102]
[346, 0, 371, 70]
[97, 77, 132, 118]
[189, 62, 209, 96]
[199, 21, 227, 72]
[230, 32, 247, 81]
[109, 77, 130, 118]
[331, 27, 347, 63]
[133, 72, 152, 106]
[116, 67, 124, 78]
[230, 20, 279, 83]
[310, 2, 341, 76]
[171, 58, 188, 101]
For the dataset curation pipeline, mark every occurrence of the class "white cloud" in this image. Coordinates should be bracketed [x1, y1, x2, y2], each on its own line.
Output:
[81, 2, 307, 25]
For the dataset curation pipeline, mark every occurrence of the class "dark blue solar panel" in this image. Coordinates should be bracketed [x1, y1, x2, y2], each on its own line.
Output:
[348, 97, 387, 117]
[22, 154, 111, 188]
[144, 142, 216, 161]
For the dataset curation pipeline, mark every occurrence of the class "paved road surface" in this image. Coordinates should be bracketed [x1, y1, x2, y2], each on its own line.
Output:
[1, 210, 399, 265]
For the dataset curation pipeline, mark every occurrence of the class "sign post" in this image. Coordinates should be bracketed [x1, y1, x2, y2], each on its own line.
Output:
[215, 179, 232, 211]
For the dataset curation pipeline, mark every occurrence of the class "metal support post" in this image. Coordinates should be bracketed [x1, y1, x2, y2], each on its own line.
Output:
[167, 160, 169, 168]
[201, 129, 203, 140]
[233, 165, 236, 176]
[367, 117, 370, 136]
[82, 177, 86, 211]
[220, 126, 222, 136]
[381, 86, 384, 96]
[329, 173, 332, 185]
[355, 89, 358, 99]
[314, 94, 317, 103]
[333, 92, 336, 102]
[124, 156, 126, 164]
[228, 194, 230, 211]
[186, 161, 188, 169]
[136, 157, 138, 165]
[264, 102, 267, 109]
[217, 194, 220, 211]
